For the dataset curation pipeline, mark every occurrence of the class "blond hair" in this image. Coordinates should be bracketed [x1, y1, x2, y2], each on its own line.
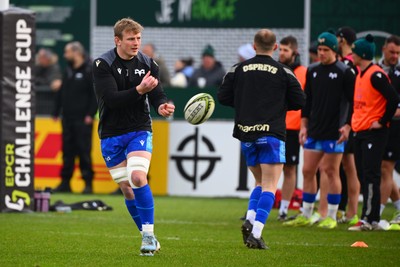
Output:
[114, 18, 143, 39]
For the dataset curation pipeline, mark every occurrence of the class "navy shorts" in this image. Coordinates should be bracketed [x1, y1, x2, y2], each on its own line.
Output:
[241, 136, 286, 166]
[285, 130, 300, 165]
[101, 131, 152, 168]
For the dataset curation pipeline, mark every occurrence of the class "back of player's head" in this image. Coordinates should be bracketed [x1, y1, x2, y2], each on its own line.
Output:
[336, 26, 357, 45]
[352, 34, 376, 60]
[254, 29, 276, 52]
[114, 17, 143, 39]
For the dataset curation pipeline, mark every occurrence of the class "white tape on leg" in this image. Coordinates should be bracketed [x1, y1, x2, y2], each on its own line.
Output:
[109, 167, 128, 184]
[127, 156, 150, 188]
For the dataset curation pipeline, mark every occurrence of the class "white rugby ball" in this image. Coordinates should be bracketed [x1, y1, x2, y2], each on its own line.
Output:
[184, 93, 215, 125]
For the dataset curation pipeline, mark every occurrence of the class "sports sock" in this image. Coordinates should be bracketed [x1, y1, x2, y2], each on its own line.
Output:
[327, 194, 341, 220]
[133, 184, 154, 233]
[125, 198, 142, 231]
[246, 186, 262, 224]
[252, 191, 275, 239]
[302, 192, 316, 218]
[380, 204, 386, 215]
[279, 199, 290, 215]
[393, 200, 400, 211]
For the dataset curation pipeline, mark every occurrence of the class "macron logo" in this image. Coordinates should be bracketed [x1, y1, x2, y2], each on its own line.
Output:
[140, 140, 145, 146]
[135, 69, 145, 76]
[117, 68, 122, 75]
[95, 60, 101, 67]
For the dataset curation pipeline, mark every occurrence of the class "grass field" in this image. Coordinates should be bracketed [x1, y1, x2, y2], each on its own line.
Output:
[1, 194, 399, 267]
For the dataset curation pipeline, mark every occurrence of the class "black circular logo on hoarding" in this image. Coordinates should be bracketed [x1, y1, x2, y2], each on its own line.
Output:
[171, 127, 221, 190]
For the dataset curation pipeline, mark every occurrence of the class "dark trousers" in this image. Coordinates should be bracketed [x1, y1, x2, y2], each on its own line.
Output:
[353, 128, 389, 223]
[60, 118, 94, 185]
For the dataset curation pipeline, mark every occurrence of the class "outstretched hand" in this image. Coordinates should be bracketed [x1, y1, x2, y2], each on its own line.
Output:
[158, 103, 175, 118]
[136, 71, 158, 95]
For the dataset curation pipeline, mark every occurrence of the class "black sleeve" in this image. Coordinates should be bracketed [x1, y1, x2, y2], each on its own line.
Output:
[52, 70, 66, 117]
[284, 67, 306, 111]
[92, 58, 142, 109]
[85, 65, 98, 117]
[148, 60, 168, 114]
[342, 67, 356, 125]
[371, 71, 400, 125]
[391, 66, 400, 99]
[217, 65, 236, 107]
[301, 67, 312, 118]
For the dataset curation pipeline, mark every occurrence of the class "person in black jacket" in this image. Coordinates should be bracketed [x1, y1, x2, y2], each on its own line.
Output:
[53, 41, 97, 194]
[93, 18, 174, 256]
[218, 29, 305, 249]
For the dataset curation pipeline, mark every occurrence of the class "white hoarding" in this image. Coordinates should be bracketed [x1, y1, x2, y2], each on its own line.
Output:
[168, 121, 254, 197]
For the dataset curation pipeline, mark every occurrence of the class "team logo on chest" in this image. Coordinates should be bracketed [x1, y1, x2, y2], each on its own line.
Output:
[135, 69, 145, 76]
[329, 72, 338, 79]
[117, 68, 122, 74]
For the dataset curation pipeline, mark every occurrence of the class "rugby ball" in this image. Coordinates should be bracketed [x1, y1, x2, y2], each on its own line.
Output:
[184, 93, 215, 125]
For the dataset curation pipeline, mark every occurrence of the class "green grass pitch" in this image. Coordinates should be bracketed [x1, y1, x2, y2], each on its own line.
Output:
[1, 194, 399, 266]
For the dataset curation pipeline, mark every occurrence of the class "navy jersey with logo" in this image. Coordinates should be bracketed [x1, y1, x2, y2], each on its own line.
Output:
[218, 55, 306, 142]
[93, 48, 167, 139]
[302, 60, 355, 140]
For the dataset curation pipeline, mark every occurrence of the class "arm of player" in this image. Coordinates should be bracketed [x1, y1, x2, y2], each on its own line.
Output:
[136, 71, 159, 95]
[370, 71, 400, 129]
[301, 68, 312, 119]
[217, 65, 236, 107]
[299, 118, 308, 146]
[93, 58, 142, 109]
[337, 124, 351, 144]
[342, 67, 356, 125]
[158, 102, 175, 118]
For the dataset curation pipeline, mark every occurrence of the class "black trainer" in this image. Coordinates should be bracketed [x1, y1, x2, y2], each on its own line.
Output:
[82, 185, 93, 194]
[277, 212, 287, 221]
[245, 233, 268, 249]
[241, 220, 253, 244]
[53, 181, 71, 193]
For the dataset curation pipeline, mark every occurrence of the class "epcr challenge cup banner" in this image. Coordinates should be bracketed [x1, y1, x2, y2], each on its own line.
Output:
[0, 8, 35, 212]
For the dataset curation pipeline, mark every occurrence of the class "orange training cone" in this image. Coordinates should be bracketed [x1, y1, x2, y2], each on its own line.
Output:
[351, 241, 368, 247]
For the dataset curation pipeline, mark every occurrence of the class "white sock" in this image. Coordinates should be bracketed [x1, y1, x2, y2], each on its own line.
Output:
[279, 200, 290, 215]
[380, 204, 386, 216]
[303, 202, 314, 218]
[327, 204, 339, 220]
[393, 200, 400, 211]
[246, 210, 256, 225]
[142, 224, 154, 234]
[251, 221, 264, 239]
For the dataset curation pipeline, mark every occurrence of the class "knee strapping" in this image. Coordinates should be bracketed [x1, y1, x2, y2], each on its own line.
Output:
[127, 157, 150, 188]
[109, 167, 128, 183]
